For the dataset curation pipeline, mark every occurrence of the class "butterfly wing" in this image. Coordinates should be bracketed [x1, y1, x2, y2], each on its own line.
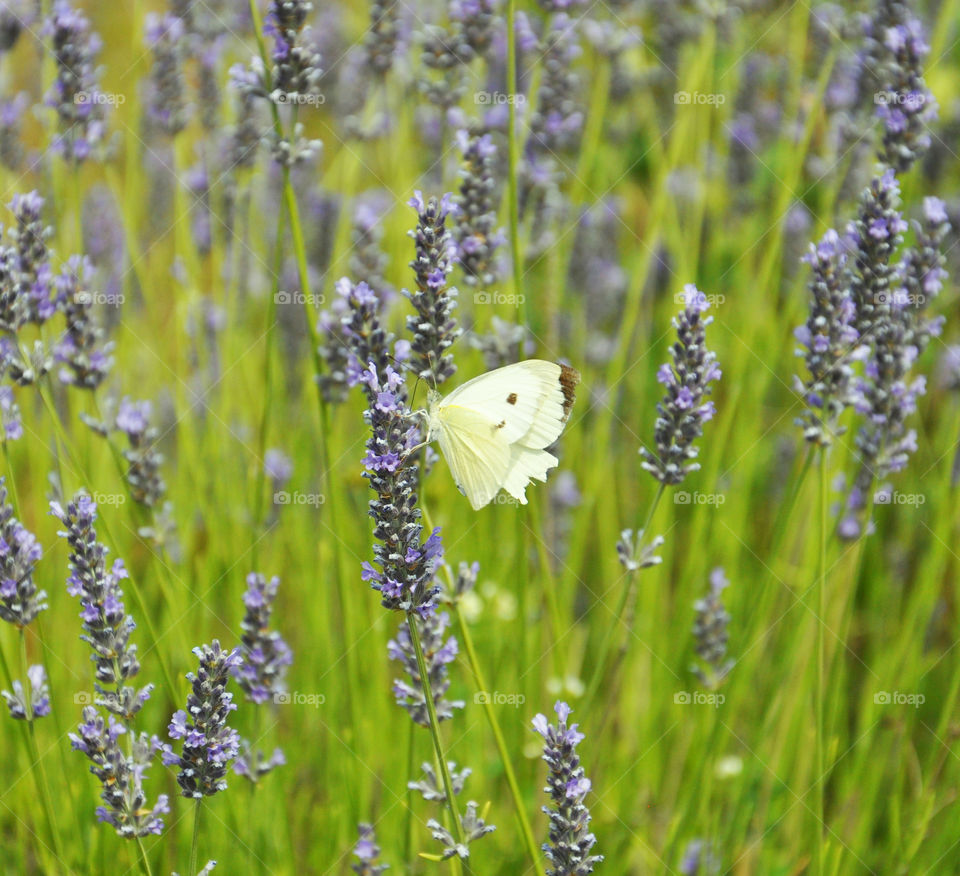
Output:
[433, 404, 512, 510]
[442, 360, 575, 449]
[432, 360, 580, 509]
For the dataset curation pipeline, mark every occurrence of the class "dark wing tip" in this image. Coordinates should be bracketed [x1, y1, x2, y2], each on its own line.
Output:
[559, 365, 580, 422]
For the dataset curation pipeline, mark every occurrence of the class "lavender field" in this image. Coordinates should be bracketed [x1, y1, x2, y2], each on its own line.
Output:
[0, 0, 958, 873]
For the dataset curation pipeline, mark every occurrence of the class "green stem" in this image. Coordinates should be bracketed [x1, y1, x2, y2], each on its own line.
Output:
[407, 612, 470, 875]
[582, 482, 666, 714]
[815, 449, 828, 876]
[135, 836, 154, 876]
[190, 798, 203, 876]
[505, 0, 525, 333]
[453, 604, 546, 876]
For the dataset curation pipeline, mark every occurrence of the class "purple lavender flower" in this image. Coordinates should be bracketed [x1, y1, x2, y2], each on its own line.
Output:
[115, 398, 166, 507]
[641, 288, 721, 484]
[679, 838, 720, 874]
[0, 92, 28, 171]
[454, 131, 503, 291]
[233, 744, 285, 784]
[70, 706, 169, 836]
[388, 610, 463, 726]
[2, 664, 50, 720]
[365, 0, 400, 78]
[54, 255, 114, 389]
[418, 25, 471, 111]
[427, 801, 496, 860]
[876, 17, 937, 172]
[264, 448, 294, 494]
[162, 640, 242, 798]
[405, 191, 461, 386]
[0, 386, 22, 440]
[43, 2, 108, 162]
[265, 0, 323, 100]
[846, 168, 908, 340]
[794, 229, 862, 445]
[316, 298, 351, 404]
[0, 479, 47, 628]
[532, 702, 602, 875]
[233, 572, 292, 705]
[352, 823, 389, 874]
[451, 0, 498, 57]
[4, 191, 55, 329]
[52, 492, 153, 720]
[691, 568, 735, 689]
[408, 760, 472, 802]
[526, 14, 583, 160]
[0, 1, 30, 54]
[349, 194, 394, 304]
[145, 13, 188, 136]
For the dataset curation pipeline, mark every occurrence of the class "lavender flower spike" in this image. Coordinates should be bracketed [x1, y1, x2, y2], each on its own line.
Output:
[70, 707, 169, 836]
[52, 492, 153, 720]
[641, 287, 721, 484]
[2, 664, 51, 720]
[233, 572, 292, 703]
[388, 610, 464, 726]
[794, 228, 862, 446]
[691, 568, 735, 690]
[162, 640, 242, 798]
[0, 478, 47, 629]
[353, 823, 389, 875]
[533, 701, 602, 876]
[115, 398, 166, 508]
[405, 191, 461, 386]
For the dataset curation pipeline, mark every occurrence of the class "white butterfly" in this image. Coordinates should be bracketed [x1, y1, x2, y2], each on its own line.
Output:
[424, 359, 580, 510]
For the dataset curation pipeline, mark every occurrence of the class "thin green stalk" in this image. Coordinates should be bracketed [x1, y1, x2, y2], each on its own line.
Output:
[814, 449, 828, 876]
[190, 798, 203, 876]
[135, 836, 154, 876]
[581, 482, 666, 715]
[505, 0, 525, 333]
[453, 604, 547, 876]
[20, 630, 64, 867]
[406, 612, 469, 876]
[404, 718, 416, 865]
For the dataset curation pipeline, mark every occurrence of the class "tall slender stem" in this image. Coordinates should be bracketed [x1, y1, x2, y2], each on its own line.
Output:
[815, 448, 828, 876]
[505, 0, 525, 332]
[190, 798, 203, 876]
[407, 612, 470, 875]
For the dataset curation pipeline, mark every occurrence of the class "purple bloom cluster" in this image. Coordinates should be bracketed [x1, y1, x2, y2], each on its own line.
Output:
[876, 17, 937, 172]
[115, 398, 166, 508]
[52, 492, 153, 720]
[2, 663, 50, 720]
[691, 568, 735, 690]
[0, 479, 47, 628]
[233, 744, 286, 784]
[43, 1, 107, 162]
[387, 610, 463, 726]
[427, 800, 496, 860]
[405, 191, 461, 386]
[349, 195, 394, 305]
[54, 255, 114, 389]
[233, 572, 292, 704]
[162, 640, 242, 798]
[794, 229, 862, 445]
[352, 823, 389, 875]
[452, 0, 499, 57]
[316, 298, 351, 404]
[339, 278, 442, 614]
[1, 191, 55, 331]
[70, 707, 169, 836]
[365, 0, 401, 78]
[532, 702, 602, 876]
[641, 288, 721, 485]
[145, 13, 188, 136]
[454, 131, 503, 291]
[526, 14, 583, 161]
[264, 0, 323, 100]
